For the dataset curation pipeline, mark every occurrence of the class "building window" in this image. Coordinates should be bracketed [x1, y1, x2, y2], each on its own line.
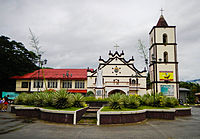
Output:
[164, 51, 168, 62]
[21, 82, 28, 88]
[48, 80, 57, 88]
[163, 33, 167, 43]
[132, 79, 136, 84]
[75, 81, 85, 88]
[34, 80, 43, 88]
[63, 80, 72, 88]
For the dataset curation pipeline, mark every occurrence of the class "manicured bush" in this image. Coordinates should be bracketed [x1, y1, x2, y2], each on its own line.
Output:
[121, 94, 140, 109]
[14, 93, 28, 105]
[42, 91, 54, 107]
[53, 90, 74, 109]
[33, 92, 47, 107]
[108, 93, 123, 109]
[165, 97, 179, 107]
[24, 93, 36, 106]
[72, 93, 85, 107]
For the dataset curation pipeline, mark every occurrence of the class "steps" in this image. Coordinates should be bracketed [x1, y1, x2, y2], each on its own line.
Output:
[77, 107, 100, 125]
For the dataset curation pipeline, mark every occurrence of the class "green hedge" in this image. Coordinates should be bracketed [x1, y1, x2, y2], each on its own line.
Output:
[14, 91, 179, 110]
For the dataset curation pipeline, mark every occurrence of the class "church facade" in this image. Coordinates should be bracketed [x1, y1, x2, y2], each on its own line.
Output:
[87, 51, 147, 98]
[11, 14, 179, 99]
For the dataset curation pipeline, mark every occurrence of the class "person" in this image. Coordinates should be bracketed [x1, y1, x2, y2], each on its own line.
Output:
[0, 98, 3, 112]
[1, 98, 5, 112]
[3, 96, 9, 112]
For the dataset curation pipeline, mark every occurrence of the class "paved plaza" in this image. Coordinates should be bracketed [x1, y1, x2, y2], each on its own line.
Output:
[0, 106, 200, 139]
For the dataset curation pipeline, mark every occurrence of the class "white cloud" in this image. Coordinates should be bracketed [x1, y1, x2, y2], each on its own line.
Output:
[0, 0, 200, 81]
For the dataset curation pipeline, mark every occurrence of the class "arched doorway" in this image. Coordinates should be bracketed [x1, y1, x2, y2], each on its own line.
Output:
[108, 89, 126, 96]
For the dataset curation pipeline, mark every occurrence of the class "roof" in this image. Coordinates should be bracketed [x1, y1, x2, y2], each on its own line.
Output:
[156, 15, 168, 27]
[11, 69, 88, 80]
[179, 88, 190, 92]
[195, 93, 200, 96]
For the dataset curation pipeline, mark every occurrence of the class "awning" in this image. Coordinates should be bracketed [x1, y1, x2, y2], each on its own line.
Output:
[67, 89, 87, 93]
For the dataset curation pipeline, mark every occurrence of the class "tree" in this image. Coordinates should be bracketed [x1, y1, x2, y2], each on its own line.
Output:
[138, 39, 149, 71]
[0, 35, 38, 92]
[180, 81, 200, 103]
[29, 28, 44, 57]
[137, 39, 150, 89]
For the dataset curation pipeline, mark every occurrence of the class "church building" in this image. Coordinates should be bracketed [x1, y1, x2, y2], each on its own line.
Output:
[87, 50, 147, 98]
[149, 14, 179, 98]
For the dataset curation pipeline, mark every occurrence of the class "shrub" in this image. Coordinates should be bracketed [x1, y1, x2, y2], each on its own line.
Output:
[84, 96, 97, 102]
[165, 97, 179, 107]
[86, 91, 94, 97]
[121, 95, 140, 109]
[14, 93, 28, 105]
[34, 92, 47, 107]
[53, 90, 74, 109]
[24, 93, 35, 106]
[141, 94, 154, 106]
[42, 92, 54, 107]
[72, 93, 85, 107]
[108, 93, 123, 109]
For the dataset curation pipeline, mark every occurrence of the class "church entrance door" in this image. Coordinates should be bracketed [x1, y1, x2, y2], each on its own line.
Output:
[108, 89, 126, 96]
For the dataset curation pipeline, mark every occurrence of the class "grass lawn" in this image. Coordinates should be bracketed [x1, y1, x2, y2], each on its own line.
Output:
[43, 107, 83, 111]
[16, 105, 84, 111]
[101, 105, 190, 111]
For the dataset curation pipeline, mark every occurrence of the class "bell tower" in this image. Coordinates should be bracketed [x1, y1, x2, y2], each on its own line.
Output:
[149, 13, 179, 98]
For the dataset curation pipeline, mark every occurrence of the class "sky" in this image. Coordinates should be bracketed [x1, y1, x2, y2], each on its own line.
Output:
[1, 0, 200, 81]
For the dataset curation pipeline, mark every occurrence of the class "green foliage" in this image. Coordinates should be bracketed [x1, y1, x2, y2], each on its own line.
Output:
[14, 93, 28, 105]
[84, 96, 109, 102]
[41, 91, 54, 107]
[180, 81, 200, 104]
[53, 90, 74, 109]
[165, 97, 179, 107]
[0, 36, 38, 91]
[108, 93, 123, 109]
[121, 95, 140, 109]
[86, 91, 94, 97]
[72, 93, 85, 107]
[34, 92, 47, 107]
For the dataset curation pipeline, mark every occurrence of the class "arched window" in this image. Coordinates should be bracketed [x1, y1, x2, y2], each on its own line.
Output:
[132, 79, 136, 84]
[164, 51, 168, 62]
[163, 34, 167, 44]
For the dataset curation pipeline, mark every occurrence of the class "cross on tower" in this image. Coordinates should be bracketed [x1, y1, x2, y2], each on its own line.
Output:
[114, 42, 119, 51]
[160, 8, 164, 15]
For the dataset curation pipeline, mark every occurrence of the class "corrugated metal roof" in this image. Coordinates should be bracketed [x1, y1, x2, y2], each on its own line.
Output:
[11, 69, 88, 80]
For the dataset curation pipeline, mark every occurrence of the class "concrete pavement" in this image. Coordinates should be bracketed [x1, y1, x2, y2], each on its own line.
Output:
[0, 106, 200, 139]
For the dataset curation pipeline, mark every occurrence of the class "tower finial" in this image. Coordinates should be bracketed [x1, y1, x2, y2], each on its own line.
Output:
[160, 8, 164, 16]
[113, 41, 119, 51]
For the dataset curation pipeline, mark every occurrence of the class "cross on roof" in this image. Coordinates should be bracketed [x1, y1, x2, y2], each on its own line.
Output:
[114, 42, 119, 51]
[160, 8, 164, 15]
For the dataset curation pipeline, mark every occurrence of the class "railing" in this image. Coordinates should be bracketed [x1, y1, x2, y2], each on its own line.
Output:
[104, 81, 140, 87]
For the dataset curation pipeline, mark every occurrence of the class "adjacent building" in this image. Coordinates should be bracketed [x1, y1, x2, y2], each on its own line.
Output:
[11, 69, 88, 94]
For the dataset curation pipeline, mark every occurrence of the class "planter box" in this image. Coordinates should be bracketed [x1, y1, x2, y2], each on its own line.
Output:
[14, 106, 40, 118]
[40, 108, 74, 124]
[174, 108, 191, 116]
[98, 107, 192, 125]
[11, 105, 88, 124]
